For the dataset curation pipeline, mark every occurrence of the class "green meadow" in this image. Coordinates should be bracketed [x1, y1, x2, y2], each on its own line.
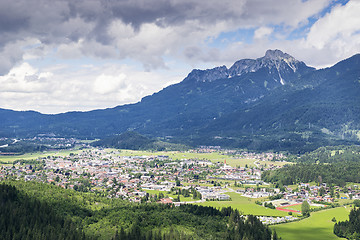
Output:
[0, 149, 84, 164]
[114, 149, 291, 168]
[116, 149, 233, 163]
[143, 189, 195, 202]
[196, 192, 288, 217]
[272, 207, 351, 240]
[280, 204, 320, 212]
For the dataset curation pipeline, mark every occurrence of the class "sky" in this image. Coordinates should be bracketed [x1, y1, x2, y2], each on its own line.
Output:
[0, 0, 359, 114]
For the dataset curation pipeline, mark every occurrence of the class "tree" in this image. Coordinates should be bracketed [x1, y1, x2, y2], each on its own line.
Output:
[301, 201, 310, 217]
[175, 177, 180, 187]
[273, 229, 279, 240]
[353, 199, 360, 207]
[102, 178, 109, 184]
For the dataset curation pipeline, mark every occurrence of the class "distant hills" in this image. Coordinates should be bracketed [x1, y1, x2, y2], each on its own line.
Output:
[1, 49, 359, 152]
[91, 131, 187, 151]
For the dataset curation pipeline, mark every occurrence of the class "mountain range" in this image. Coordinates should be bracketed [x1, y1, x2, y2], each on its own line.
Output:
[1, 49, 359, 152]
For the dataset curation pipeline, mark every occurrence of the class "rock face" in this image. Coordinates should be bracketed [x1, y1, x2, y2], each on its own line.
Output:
[184, 66, 229, 83]
[184, 49, 314, 86]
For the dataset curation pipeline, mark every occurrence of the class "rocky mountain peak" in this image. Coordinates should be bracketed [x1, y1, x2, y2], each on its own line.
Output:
[184, 50, 314, 84]
[184, 65, 229, 83]
[264, 49, 293, 61]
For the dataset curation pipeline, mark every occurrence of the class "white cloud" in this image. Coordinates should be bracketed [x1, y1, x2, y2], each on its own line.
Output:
[0, 61, 184, 113]
[0, 62, 53, 93]
[254, 27, 273, 39]
[93, 73, 127, 94]
[0, 0, 333, 74]
[307, 1, 360, 47]
[306, 1, 360, 55]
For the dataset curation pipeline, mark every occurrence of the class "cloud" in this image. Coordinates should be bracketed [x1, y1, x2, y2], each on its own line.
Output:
[3, 0, 360, 114]
[0, 0, 333, 74]
[254, 27, 273, 39]
[93, 73, 127, 94]
[0, 61, 183, 113]
[0, 62, 53, 93]
[181, 0, 360, 69]
[306, 1, 360, 58]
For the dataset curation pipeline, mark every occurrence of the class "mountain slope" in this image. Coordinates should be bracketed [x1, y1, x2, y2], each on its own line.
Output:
[0, 50, 359, 152]
[191, 54, 360, 151]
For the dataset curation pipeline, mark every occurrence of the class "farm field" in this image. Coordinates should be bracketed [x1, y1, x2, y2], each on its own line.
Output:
[196, 192, 288, 217]
[114, 149, 290, 168]
[272, 207, 351, 240]
[116, 149, 234, 162]
[259, 160, 292, 168]
[0, 149, 84, 164]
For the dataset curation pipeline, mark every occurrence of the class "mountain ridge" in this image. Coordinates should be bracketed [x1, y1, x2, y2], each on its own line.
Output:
[184, 49, 315, 86]
[0, 50, 359, 152]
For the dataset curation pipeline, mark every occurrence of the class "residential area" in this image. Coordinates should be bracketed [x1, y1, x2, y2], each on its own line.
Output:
[0, 147, 358, 225]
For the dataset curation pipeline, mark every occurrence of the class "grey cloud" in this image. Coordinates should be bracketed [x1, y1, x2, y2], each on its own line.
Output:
[0, 41, 26, 75]
[1, 0, 329, 45]
[0, 0, 331, 74]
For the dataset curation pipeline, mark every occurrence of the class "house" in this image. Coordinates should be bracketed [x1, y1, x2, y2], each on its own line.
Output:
[159, 198, 173, 204]
[24, 175, 36, 181]
[218, 194, 230, 201]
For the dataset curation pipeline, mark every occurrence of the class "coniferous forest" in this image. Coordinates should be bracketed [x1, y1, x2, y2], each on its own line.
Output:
[0, 183, 87, 240]
[334, 208, 360, 239]
[0, 182, 276, 240]
[262, 145, 360, 186]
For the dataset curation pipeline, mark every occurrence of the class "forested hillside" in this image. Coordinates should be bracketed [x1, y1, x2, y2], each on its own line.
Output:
[0, 181, 276, 240]
[91, 131, 188, 151]
[0, 183, 87, 240]
[262, 162, 360, 187]
[288, 145, 360, 163]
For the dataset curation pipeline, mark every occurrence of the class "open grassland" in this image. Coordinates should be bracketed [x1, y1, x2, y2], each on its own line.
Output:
[336, 195, 354, 205]
[272, 207, 351, 240]
[196, 192, 288, 217]
[260, 160, 292, 167]
[114, 149, 292, 167]
[116, 149, 233, 162]
[281, 204, 320, 212]
[0, 149, 84, 164]
[143, 189, 195, 202]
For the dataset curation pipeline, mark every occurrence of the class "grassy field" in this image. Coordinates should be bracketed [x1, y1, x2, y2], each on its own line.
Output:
[0, 149, 84, 164]
[196, 192, 288, 217]
[114, 149, 294, 168]
[281, 204, 320, 212]
[260, 160, 292, 167]
[272, 207, 351, 240]
[143, 189, 195, 202]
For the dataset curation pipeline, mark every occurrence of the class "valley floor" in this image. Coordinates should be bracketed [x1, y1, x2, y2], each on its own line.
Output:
[1, 146, 357, 239]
